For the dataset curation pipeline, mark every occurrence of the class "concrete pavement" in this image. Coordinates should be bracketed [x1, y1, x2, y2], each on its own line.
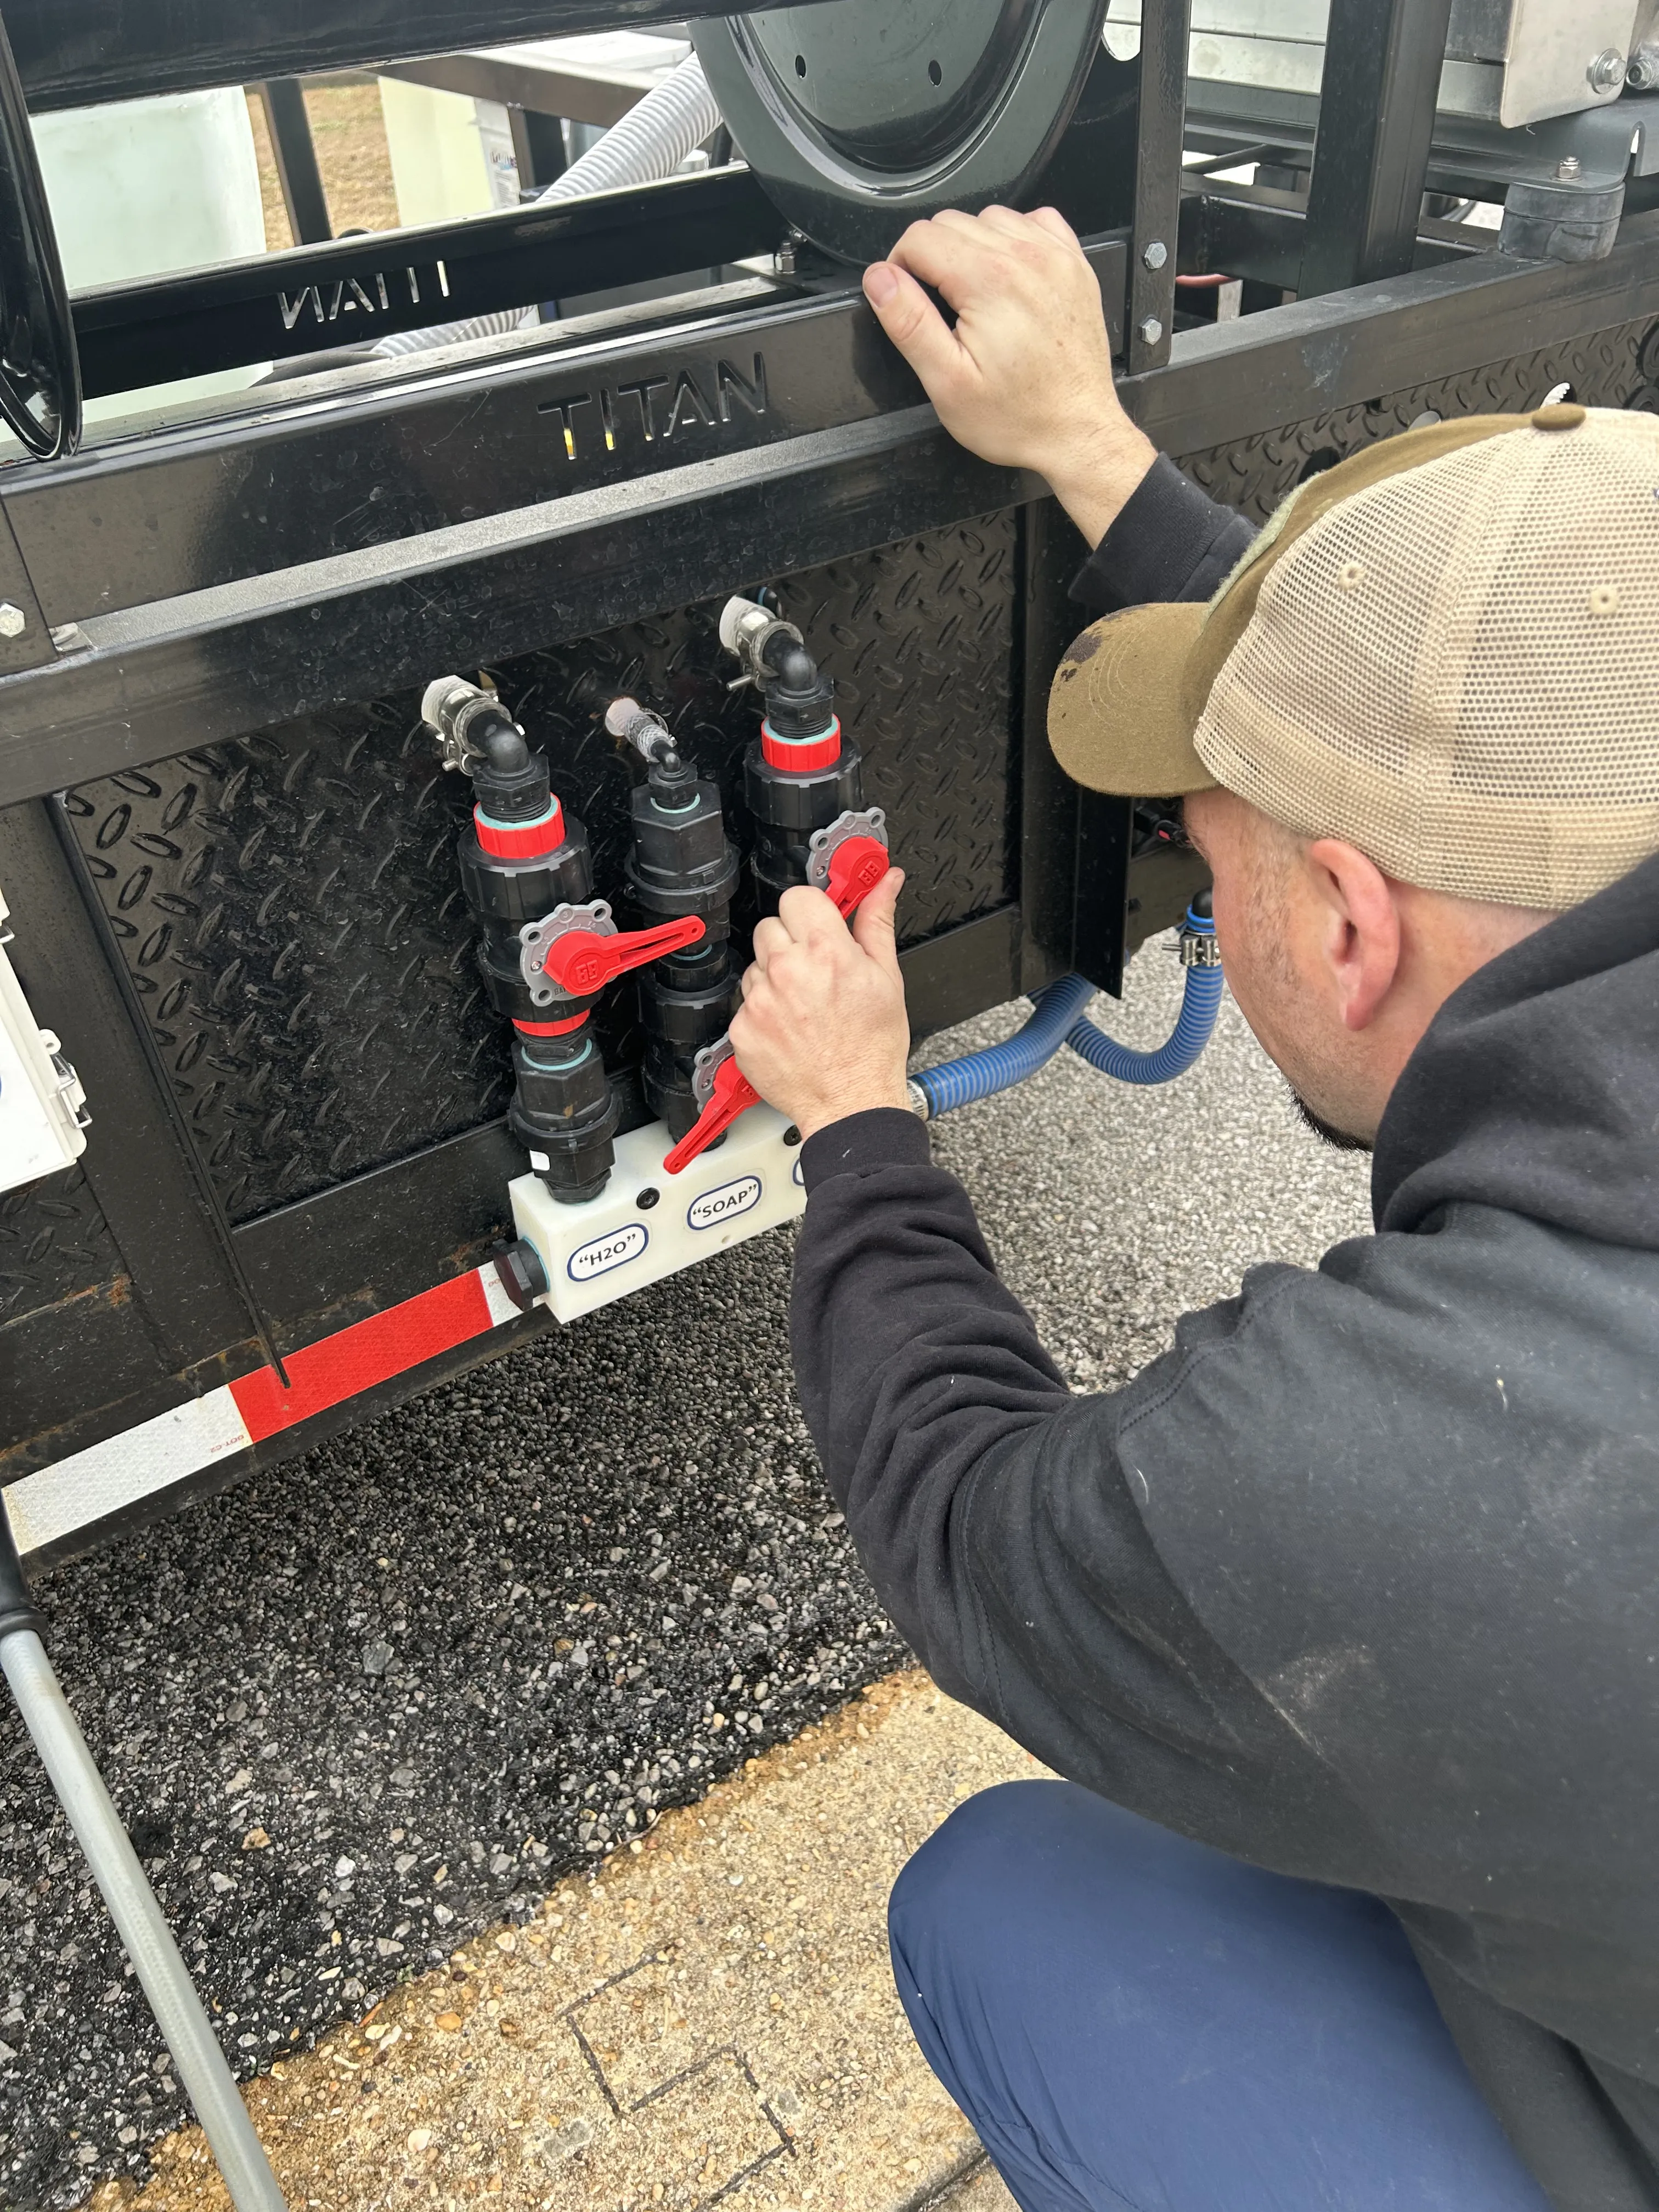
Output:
[99, 1673, 1041, 2212]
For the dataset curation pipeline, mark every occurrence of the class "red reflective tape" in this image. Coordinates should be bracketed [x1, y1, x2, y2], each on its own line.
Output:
[229, 1272, 496, 1444]
[760, 718, 842, 774]
[475, 802, 565, 859]
[514, 1013, 589, 1037]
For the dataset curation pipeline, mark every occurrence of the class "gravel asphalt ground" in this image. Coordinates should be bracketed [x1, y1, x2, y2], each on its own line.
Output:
[0, 937, 1372, 2207]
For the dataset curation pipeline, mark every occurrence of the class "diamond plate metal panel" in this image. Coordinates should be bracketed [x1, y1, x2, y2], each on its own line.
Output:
[1174, 317, 1658, 518]
[62, 719, 515, 1226]
[0, 1165, 119, 1326]
[66, 516, 1018, 1224]
[498, 512, 1017, 946]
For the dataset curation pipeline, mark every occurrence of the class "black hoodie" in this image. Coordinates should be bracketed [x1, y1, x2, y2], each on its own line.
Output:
[791, 460, 1659, 2212]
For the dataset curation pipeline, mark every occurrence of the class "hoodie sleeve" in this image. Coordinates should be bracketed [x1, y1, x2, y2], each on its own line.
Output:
[1069, 453, 1256, 614]
[791, 1111, 1367, 1858]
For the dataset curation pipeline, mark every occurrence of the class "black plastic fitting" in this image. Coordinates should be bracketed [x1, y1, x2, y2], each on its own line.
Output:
[509, 1029, 619, 1204]
[491, 1238, 550, 1313]
[626, 749, 742, 1140]
[469, 708, 551, 822]
[626, 766, 740, 936]
[760, 633, 836, 738]
[460, 810, 602, 1023]
[637, 956, 740, 1139]
[744, 736, 865, 916]
[434, 676, 619, 1198]
[456, 809, 591, 929]
[476, 926, 606, 1032]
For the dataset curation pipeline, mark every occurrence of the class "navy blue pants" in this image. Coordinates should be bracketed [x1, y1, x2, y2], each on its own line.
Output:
[888, 1782, 1551, 2212]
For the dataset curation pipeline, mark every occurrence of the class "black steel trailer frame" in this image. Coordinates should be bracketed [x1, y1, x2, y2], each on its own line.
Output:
[3, 0, 1657, 1566]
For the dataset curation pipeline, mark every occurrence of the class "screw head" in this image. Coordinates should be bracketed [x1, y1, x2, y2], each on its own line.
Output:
[1141, 240, 1169, 271]
[0, 602, 26, 640]
[1627, 42, 1659, 90]
[1137, 315, 1165, 347]
[1589, 47, 1626, 92]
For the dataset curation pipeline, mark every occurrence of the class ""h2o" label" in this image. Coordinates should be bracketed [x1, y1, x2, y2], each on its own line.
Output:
[567, 1221, 648, 1282]
[687, 1175, 762, 1231]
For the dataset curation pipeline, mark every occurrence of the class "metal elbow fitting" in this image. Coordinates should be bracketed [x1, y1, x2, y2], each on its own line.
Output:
[718, 594, 803, 687]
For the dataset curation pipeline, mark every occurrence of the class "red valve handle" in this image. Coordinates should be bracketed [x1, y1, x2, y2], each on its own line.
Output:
[539, 915, 704, 996]
[826, 836, 891, 918]
[663, 847, 894, 1175]
[663, 1053, 759, 1176]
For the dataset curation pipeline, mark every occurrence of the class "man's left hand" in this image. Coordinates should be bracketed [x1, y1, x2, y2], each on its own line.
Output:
[730, 870, 911, 1141]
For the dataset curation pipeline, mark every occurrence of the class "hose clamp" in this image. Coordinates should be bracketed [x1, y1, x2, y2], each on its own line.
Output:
[1179, 930, 1222, 968]
[719, 596, 803, 692]
[423, 674, 517, 774]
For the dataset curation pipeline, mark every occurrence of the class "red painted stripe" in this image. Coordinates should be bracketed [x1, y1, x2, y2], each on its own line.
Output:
[475, 802, 565, 859]
[760, 718, 841, 774]
[515, 1012, 589, 1037]
[229, 1272, 496, 1444]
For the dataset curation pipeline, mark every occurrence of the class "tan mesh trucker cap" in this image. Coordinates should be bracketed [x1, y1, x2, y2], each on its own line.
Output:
[1047, 404, 1659, 909]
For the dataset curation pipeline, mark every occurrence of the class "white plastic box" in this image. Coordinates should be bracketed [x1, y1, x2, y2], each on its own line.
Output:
[0, 888, 87, 1196]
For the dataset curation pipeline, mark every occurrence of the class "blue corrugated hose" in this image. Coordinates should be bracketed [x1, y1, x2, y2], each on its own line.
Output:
[910, 972, 1097, 1118]
[911, 905, 1221, 1118]
[1065, 905, 1222, 1085]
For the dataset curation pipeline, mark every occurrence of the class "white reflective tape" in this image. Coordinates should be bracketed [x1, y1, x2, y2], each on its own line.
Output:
[5, 1387, 253, 1556]
[477, 1261, 523, 1330]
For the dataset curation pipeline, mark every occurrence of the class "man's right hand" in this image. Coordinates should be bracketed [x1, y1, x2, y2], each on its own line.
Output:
[862, 206, 1157, 549]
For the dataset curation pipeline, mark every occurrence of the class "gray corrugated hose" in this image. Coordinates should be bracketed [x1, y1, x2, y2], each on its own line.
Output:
[0, 1629, 287, 2211]
[372, 54, 724, 359]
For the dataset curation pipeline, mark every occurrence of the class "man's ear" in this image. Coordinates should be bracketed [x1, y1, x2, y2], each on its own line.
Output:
[1304, 838, 1402, 1032]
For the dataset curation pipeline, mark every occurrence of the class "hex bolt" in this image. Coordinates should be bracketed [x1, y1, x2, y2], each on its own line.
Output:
[1141, 240, 1169, 271]
[1556, 154, 1583, 181]
[1588, 47, 1626, 92]
[1137, 315, 1165, 347]
[1628, 41, 1659, 90]
[0, 603, 27, 639]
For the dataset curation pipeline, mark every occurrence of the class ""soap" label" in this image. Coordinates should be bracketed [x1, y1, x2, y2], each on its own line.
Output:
[687, 1175, 763, 1231]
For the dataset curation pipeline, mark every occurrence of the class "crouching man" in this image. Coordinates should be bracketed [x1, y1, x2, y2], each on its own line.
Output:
[729, 205, 1659, 2212]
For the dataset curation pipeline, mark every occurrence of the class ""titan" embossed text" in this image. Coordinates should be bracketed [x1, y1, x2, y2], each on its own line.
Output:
[537, 353, 768, 460]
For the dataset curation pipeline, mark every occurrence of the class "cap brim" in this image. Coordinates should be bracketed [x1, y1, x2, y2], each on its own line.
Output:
[1047, 602, 1216, 797]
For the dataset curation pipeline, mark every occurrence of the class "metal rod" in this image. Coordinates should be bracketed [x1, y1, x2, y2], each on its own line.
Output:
[1185, 141, 1273, 177]
[46, 794, 293, 1388]
[68, 163, 778, 397]
[0, 1629, 287, 2212]
[1128, 0, 1193, 373]
[507, 105, 569, 194]
[1300, 0, 1457, 296]
[255, 79, 332, 246]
